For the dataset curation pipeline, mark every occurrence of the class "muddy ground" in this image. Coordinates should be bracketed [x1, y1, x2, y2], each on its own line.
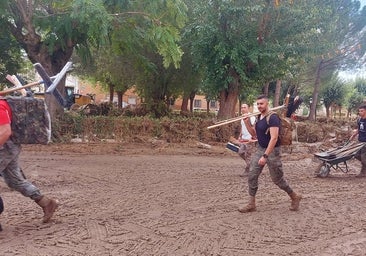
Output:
[0, 141, 366, 256]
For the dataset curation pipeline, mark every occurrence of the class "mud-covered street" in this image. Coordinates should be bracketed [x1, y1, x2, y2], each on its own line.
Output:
[0, 143, 365, 256]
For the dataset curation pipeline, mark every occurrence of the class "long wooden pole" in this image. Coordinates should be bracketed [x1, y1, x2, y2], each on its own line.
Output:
[0, 81, 43, 95]
[207, 104, 286, 129]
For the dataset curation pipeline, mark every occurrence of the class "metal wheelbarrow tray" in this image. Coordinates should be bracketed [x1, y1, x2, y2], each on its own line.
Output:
[314, 141, 366, 178]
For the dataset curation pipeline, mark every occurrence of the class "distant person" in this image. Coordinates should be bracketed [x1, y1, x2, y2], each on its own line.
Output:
[238, 95, 302, 213]
[350, 104, 366, 177]
[237, 104, 256, 177]
[0, 98, 58, 225]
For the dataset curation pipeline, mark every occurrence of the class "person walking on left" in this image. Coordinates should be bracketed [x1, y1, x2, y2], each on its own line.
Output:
[0, 98, 58, 224]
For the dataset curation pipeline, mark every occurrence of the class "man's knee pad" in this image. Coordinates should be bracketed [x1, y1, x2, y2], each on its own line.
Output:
[0, 196, 3, 214]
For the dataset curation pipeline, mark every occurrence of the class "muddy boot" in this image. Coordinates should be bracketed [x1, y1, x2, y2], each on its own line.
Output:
[0, 196, 3, 231]
[36, 196, 59, 223]
[0, 196, 3, 215]
[238, 196, 256, 213]
[289, 192, 302, 211]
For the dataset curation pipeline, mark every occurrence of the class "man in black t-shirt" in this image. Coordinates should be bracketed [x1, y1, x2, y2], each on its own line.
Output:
[351, 104, 366, 177]
[238, 95, 302, 213]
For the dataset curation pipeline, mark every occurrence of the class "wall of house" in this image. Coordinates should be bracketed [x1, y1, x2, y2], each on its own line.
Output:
[171, 95, 220, 113]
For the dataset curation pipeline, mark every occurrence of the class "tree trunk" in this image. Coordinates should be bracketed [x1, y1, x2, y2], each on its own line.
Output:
[7, 1, 75, 119]
[117, 91, 123, 109]
[217, 68, 240, 119]
[309, 60, 323, 121]
[274, 79, 281, 107]
[180, 96, 189, 113]
[109, 85, 115, 103]
[22, 43, 72, 119]
[325, 105, 330, 119]
[339, 106, 342, 118]
[206, 100, 210, 114]
[189, 91, 196, 112]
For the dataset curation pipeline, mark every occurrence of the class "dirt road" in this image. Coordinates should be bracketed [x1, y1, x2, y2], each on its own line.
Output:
[0, 142, 366, 256]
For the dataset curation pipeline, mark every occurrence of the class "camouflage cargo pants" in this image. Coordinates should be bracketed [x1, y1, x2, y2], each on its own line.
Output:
[0, 140, 42, 201]
[247, 145, 293, 197]
[355, 146, 366, 173]
[238, 142, 255, 172]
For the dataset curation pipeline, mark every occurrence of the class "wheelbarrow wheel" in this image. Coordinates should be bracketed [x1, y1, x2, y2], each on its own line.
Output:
[317, 164, 330, 178]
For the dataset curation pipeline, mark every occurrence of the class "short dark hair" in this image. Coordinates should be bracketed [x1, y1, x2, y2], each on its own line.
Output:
[359, 104, 366, 110]
[257, 94, 268, 100]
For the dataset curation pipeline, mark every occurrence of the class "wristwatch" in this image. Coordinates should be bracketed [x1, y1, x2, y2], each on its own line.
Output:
[262, 154, 268, 159]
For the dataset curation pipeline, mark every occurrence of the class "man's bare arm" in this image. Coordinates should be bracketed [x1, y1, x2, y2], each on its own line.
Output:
[264, 126, 279, 156]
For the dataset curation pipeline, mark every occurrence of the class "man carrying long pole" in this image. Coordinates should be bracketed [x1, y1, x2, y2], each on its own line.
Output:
[238, 94, 302, 213]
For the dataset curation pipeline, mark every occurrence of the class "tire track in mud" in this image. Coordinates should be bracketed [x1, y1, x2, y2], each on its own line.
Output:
[2, 147, 366, 255]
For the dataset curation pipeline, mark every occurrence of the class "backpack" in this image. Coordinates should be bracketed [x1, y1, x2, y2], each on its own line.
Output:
[264, 111, 294, 146]
[3, 96, 51, 144]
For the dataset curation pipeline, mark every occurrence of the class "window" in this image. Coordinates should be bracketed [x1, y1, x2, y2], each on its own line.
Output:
[194, 99, 202, 108]
[210, 100, 217, 108]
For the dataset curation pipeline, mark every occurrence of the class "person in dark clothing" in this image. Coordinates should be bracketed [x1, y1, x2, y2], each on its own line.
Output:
[238, 94, 302, 213]
[351, 104, 366, 177]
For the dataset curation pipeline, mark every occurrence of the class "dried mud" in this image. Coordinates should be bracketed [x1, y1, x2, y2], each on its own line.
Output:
[0, 142, 365, 256]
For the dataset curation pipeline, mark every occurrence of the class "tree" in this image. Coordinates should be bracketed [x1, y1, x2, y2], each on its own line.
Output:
[0, 0, 187, 117]
[320, 75, 347, 119]
[188, 0, 342, 119]
[0, 24, 25, 84]
[306, 1, 366, 121]
[346, 77, 366, 117]
[354, 77, 366, 95]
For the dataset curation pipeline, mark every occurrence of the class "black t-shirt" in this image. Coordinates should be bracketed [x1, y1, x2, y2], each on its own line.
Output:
[255, 114, 281, 148]
[358, 118, 366, 142]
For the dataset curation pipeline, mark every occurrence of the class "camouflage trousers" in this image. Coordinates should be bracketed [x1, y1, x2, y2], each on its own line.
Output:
[355, 145, 366, 173]
[0, 140, 42, 201]
[247, 145, 293, 197]
[238, 142, 255, 172]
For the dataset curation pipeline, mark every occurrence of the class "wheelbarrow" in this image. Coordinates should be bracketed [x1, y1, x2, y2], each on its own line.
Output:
[314, 141, 366, 178]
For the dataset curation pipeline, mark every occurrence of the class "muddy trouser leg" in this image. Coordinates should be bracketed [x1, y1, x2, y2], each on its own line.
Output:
[238, 144, 247, 160]
[1, 160, 42, 201]
[239, 143, 255, 173]
[245, 143, 255, 172]
[266, 147, 293, 194]
[0, 196, 3, 214]
[248, 147, 265, 196]
[0, 196, 2, 231]
[355, 147, 366, 173]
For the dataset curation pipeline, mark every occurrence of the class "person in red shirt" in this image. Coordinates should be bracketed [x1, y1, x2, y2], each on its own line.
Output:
[0, 99, 58, 227]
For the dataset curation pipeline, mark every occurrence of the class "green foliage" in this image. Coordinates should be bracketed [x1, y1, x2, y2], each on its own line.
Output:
[347, 91, 365, 114]
[187, 0, 360, 114]
[346, 77, 366, 114]
[320, 76, 347, 108]
[0, 22, 25, 81]
[354, 77, 366, 95]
